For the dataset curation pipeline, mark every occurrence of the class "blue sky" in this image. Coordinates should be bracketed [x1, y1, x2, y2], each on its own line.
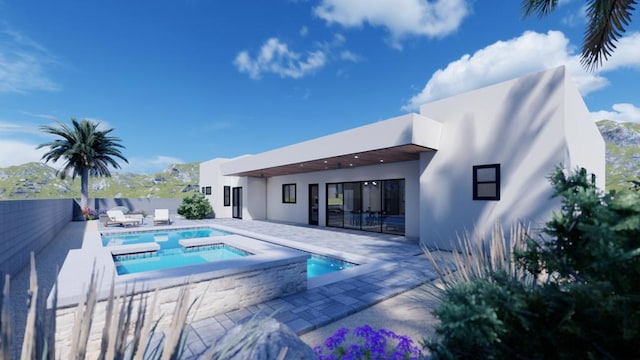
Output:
[0, 0, 639, 173]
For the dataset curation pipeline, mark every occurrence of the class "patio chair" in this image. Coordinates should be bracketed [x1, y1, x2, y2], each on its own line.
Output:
[106, 210, 141, 227]
[153, 209, 171, 225]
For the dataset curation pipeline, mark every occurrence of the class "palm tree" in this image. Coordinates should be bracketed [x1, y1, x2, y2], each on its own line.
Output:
[522, 0, 636, 70]
[37, 118, 128, 213]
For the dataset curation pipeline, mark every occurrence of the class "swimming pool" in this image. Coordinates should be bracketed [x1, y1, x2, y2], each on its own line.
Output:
[307, 254, 356, 277]
[102, 227, 358, 278]
[114, 244, 251, 275]
[102, 227, 229, 248]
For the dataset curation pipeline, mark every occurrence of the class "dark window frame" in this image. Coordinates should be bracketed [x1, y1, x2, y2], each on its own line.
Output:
[204, 186, 212, 195]
[325, 179, 405, 235]
[473, 164, 501, 201]
[223, 186, 231, 206]
[282, 184, 297, 204]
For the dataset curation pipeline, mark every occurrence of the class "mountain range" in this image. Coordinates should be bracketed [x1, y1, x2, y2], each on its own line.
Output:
[0, 162, 199, 200]
[597, 120, 640, 191]
[0, 120, 638, 200]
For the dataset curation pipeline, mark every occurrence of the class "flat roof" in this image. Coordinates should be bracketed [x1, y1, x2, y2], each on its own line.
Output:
[220, 113, 442, 177]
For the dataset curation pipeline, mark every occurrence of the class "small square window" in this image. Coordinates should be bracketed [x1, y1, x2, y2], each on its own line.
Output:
[473, 164, 500, 200]
[204, 186, 212, 195]
[224, 186, 230, 206]
[282, 184, 296, 204]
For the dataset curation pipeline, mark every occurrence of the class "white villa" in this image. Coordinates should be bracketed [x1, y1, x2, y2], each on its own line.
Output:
[200, 66, 605, 249]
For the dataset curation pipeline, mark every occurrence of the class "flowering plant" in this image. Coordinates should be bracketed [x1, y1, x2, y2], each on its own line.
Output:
[314, 325, 424, 360]
[82, 208, 99, 220]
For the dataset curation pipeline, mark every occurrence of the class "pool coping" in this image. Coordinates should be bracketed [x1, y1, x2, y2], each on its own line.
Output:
[50, 224, 389, 309]
[209, 223, 393, 289]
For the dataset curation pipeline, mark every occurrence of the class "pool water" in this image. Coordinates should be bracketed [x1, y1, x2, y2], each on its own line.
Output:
[114, 244, 250, 275]
[104, 228, 357, 278]
[102, 228, 228, 249]
[307, 254, 356, 278]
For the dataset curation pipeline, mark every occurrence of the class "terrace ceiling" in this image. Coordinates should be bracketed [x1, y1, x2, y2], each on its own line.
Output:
[229, 144, 434, 177]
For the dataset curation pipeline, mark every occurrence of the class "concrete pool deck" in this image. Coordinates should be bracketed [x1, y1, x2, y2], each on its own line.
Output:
[10, 217, 450, 358]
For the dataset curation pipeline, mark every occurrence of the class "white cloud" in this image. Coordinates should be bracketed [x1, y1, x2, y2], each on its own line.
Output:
[0, 120, 41, 136]
[19, 111, 59, 121]
[234, 38, 327, 79]
[0, 139, 47, 167]
[599, 32, 640, 71]
[0, 29, 60, 93]
[235, 33, 362, 79]
[339, 50, 363, 62]
[561, 4, 586, 27]
[591, 103, 640, 123]
[300, 26, 309, 37]
[401, 30, 628, 111]
[314, 0, 471, 47]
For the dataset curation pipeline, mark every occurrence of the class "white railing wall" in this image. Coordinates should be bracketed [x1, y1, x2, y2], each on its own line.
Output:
[0, 199, 75, 279]
[0, 198, 184, 280]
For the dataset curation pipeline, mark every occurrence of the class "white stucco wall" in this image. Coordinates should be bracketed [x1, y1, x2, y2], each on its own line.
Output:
[252, 160, 422, 239]
[220, 113, 441, 176]
[417, 66, 603, 249]
[200, 158, 241, 219]
[245, 176, 267, 220]
[563, 71, 606, 189]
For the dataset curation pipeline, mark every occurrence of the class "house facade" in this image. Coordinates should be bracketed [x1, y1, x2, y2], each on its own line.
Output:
[200, 66, 605, 249]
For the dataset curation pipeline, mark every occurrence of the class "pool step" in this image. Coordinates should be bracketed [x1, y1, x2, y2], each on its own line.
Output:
[179, 234, 246, 248]
[109, 243, 161, 256]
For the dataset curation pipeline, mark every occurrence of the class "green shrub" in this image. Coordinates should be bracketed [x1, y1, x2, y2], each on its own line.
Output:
[425, 166, 640, 359]
[177, 192, 213, 220]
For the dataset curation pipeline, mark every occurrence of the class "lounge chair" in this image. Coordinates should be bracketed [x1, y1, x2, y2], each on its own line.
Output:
[153, 209, 171, 225]
[105, 210, 141, 227]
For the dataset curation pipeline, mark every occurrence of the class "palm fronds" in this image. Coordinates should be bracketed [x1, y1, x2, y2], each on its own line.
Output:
[582, 0, 637, 70]
[521, 0, 637, 70]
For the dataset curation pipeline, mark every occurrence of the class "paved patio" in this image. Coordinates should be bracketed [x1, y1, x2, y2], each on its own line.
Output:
[11, 217, 450, 358]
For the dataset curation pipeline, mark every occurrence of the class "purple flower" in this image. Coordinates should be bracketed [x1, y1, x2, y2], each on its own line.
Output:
[316, 325, 424, 359]
[324, 327, 349, 350]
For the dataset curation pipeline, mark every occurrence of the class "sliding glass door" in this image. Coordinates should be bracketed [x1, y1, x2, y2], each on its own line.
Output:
[362, 181, 382, 232]
[326, 179, 405, 235]
[343, 182, 362, 230]
[381, 180, 405, 235]
[327, 183, 343, 227]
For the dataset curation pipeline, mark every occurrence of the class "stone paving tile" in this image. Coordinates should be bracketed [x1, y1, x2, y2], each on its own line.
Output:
[262, 298, 297, 312]
[183, 327, 209, 359]
[307, 298, 332, 308]
[225, 308, 254, 323]
[317, 303, 357, 319]
[332, 293, 361, 306]
[298, 291, 326, 302]
[291, 305, 310, 314]
[287, 296, 312, 307]
[335, 281, 358, 291]
[213, 314, 236, 330]
[355, 291, 389, 304]
[283, 318, 313, 333]
[273, 310, 298, 323]
[191, 317, 227, 340]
